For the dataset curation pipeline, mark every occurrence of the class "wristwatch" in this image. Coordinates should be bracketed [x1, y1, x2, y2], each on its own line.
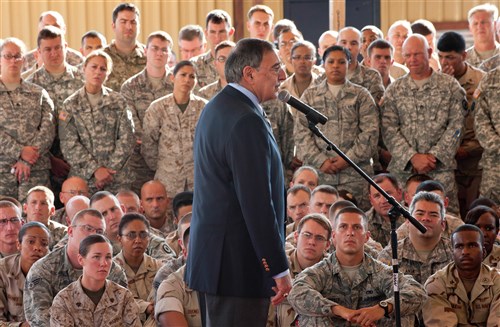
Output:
[378, 300, 390, 318]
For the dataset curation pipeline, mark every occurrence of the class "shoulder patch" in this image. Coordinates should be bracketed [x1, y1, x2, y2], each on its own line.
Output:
[26, 277, 43, 289]
[162, 244, 173, 254]
[59, 111, 70, 121]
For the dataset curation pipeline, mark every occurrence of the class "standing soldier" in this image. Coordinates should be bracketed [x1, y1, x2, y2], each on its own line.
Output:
[465, 3, 499, 68]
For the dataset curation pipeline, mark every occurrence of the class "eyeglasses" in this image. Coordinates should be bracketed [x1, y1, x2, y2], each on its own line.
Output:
[300, 231, 328, 243]
[216, 56, 227, 63]
[121, 231, 149, 240]
[280, 40, 297, 48]
[291, 55, 315, 61]
[73, 224, 105, 235]
[0, 217, 22, 226]
[149, 45, 169, 55]
[61, 190, 89, 196]
[2, 53, 23, 61]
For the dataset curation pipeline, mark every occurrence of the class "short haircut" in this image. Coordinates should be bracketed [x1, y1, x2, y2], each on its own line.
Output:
[177, 212, 192, 239]
[18, 221, 50, 243]
[273, 19, 297, 42]
[0, 37, 27, 55]
[214, 40, 236, 57]
[371, 173, 400, 192]
[312, 184, 339, 198]
[405, 173, 432, 189]
[337, 190, 358, 207]
[464, 205, 499, 231]
[118, 213, 150, 235]
[225, 38, 275, 84]
[26, 186, 55, 208]
[79, 234, 112, 257]
[329, 200, 355, 222]
[116, 189, 140, 202]
[415, 180, 445, 195]
[468, 3, 498, 22]
[205, 9, 232, 28]
[322, 45, 351, 63]
[297, 213, 332, 240]
[388, 20, 412, 36]
[292, 166, 319, 183]
[367, 39, 394, 57]
[0, 200, 22, 217]
[409, 191, 445, 221]
[173, 60, 195, 76]
[81, 30, 107, 47]
[437, 31, 466, 53]
[278, 27, 304, 46]
[178, 24, 205, 43]
[146, 31, 173, 49]
[183, 226, 191, 247]
[361, 25, 384, 39]
[338, 26, 361, 39]
[172, 191, 193, 219]
[90, 191, 115, 207]
[0, 197, 22, 211]
[469, 197, 497, 210]
[112, 2, 140, 24]
[247, 4, 274, 20]
[411, 19, 436, 36]
[291, 40, 316, 58]
[71, 208, 104, 226]
[318, 30, 339, 44]
[83, 50, 113, 74]
[287, 184, 311, 197]
[333, 206, 368, 229]
[451, 224, 484, 247]
[37, 25, 64, 48]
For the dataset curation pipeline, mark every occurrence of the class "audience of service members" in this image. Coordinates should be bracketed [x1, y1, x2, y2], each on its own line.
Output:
[0, 1, 499, 326]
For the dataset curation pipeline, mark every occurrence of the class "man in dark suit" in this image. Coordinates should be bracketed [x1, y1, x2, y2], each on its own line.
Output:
[185, 38, 292, 327]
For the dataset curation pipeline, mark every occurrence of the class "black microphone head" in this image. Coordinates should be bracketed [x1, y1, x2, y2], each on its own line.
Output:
[278, 90, 291, 103]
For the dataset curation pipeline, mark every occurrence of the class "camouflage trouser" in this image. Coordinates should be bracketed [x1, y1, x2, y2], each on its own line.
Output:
[335, 179, 370, 212]
[480, 167, 499, 203]
[129, 147, 156, 195]
[0, 169, 50, 203]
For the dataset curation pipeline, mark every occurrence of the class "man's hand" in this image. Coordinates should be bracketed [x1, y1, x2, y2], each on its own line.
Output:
[271, 273, 292, 305]
[331, 304, 359, 321]
[94, 167, 116, 189]
[12, 161, 31, 183]
[410, 153, 436, 174]
[350, 304, 387, 327]
[290, 157, 303, 170]
[330, 157, 348, 173]
[20, 146, 39, 165]
[440, 64, 455, 77]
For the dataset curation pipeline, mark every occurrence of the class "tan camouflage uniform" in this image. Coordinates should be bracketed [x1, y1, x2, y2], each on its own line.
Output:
[423, 262, 500, 326]
[165, 230, 181, 257]
[47, 219, 68, 250]
[141, 93, 207, 198]
[465, 44, 500, 68]
[191, 51, 218, 90]
[24, 245, 127, 327]
[389, 62, 409, 79]
[110, 235, 175, 263]
[365, 207, 405, 248]
[49, 277, 141, 327]
[396, 213, 464, 240]
[59, 87, 135, 194]
[484, 244, 500, 270]
[155, 265, 201, 327]
[279, 71, 322, 106]
[287, 252, 427, 327]
[0, 254, 28, 326]
[120, 68, 174, 193]
[479, 54, 499, 72]
[0, 80, 55, 202]
[295, 80, 379, 210]
[103, 41, 147, 92]
[197, 79, 222, 100]
[381, 71, 466, 214]
[474, 67, 500, 203]
[152, 256, 185, 300]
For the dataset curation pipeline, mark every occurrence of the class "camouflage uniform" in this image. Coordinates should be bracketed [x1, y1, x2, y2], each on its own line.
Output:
[396, 213, 464, 240]
[423, 262, 500, 326]
[484, 244, 500, 269]
[474, 67, 500, 203]
[191, 51, 218, 90]
[120, 68, 174, 193]
[24, 245, 127, 327]
[59, 87, 135, 194]
[47, 219, 68, 250]
[49, 277, 141, 327]
[153, 256, 185, 300]
[165, 230, 181, 257]
[465, 44, 500, 68]
[0, 80, 55, 202]
[389, 62, 409, 79]
[279, 71, 322, 106]
[141, 93, 207, 198]
[113, 251, 163, 321]
[103, 41, 147, 91]
[0, 254, 28, 325]
[51, 207, 67, 226]
[197, 79, 222, 100]
[381, 71, 466, 214]
[479, 54, 499, 72]
[365, 207, 405, 248]
[22, 48, 84, 73]
[287, 252, 427, 327]
[378, 236, 453, 284]
[295, 80, 379, 210]
[110, 235, 175, 263]
[155, 265, 201, 327]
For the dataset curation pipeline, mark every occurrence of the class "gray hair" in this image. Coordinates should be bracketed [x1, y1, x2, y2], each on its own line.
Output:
[409, 191, 445, 221]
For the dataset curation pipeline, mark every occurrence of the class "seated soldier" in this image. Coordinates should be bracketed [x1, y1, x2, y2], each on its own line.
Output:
[285, 185, 311, 237]
[52, 176, 89, 225]
[165, 191, 193, 256]
[423, 224, 500, 326]
[310, 185, 339, 216]
[0, 200, 24, 258]
[116, 189, 142, 214]
[287, 207, 427, 327]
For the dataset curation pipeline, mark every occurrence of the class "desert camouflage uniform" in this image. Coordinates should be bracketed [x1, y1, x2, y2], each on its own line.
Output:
[46, 219, 68, 250]
[22, 48, 84, 73]
[423, 262, 500, 326]
[59, 86, 135, 194]
[49, 277, 141, 327]
[378, 236, 453, 284]
[113, 251, 163, 322]
[389, 62, 409, 79]
[141, 93, 207, 198]
[120, 68, 174, 193]
[365, 207, 405, 248]
[474, 67, 500, 203]
[484, 244, 500, 270]
[479, 54, 499, 72]
[103, 41, 147, 91]
[0, 254, 28, 326]
[190, 51, 217, 90]
[155, 265, 201, 327]
[396, 213, 464, 240]
[0, 80, 55, 202]
[197, 79, 222, 100]
[24, 245, 127, 327]
[381, 70, 466, 214]
[51, 207, 67, 226]
[295, 80, 379, 210]
[153, 256, 185, 300]
[110, 235, 175, 263]
[165, 230, 181, 257]
[287, 252, 427, 327]
[465, 44, 500, 68]
[279, 71, 322, 108]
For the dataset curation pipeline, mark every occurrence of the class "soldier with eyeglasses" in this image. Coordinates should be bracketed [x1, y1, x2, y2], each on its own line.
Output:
[0, 201, 24, 258]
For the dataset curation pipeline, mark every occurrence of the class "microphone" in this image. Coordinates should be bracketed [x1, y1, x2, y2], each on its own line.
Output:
[278, 90, 328, 125]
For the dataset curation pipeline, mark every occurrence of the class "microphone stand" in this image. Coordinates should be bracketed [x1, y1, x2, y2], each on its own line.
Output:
[306, 119, 426, 327]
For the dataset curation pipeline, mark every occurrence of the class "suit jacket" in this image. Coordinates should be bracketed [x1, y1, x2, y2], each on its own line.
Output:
[185, 85, 289, 298]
